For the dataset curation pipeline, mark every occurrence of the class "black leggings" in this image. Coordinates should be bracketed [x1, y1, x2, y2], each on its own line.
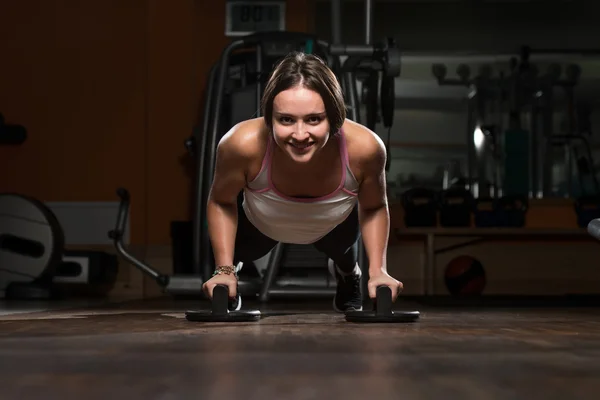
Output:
[234, 200, 360, 273]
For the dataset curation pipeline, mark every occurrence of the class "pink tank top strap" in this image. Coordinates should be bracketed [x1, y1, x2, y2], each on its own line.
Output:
[337, 128, 358, 196]
[338, 128, 350, 168]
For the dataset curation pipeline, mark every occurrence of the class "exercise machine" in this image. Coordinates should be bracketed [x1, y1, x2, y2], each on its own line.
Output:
[0, 192, 119, 300]
[0, 193, 64, 299]
[108, 188, 204, 296]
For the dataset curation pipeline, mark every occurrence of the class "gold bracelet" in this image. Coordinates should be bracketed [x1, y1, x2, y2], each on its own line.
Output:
[212, 265, 237, 277]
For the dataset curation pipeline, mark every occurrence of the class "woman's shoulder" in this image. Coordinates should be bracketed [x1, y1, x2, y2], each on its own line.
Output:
[341, 119, 387, 176]
[217, 117, 270, 160]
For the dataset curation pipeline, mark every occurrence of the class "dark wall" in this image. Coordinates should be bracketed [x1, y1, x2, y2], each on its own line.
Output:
[315, 0, 600, 52]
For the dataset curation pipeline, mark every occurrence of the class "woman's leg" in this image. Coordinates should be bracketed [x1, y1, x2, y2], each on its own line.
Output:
[312, 206, 360, 274]
[312, 206, 362, 312]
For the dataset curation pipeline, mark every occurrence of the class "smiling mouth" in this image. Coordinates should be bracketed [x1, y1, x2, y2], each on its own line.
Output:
[289, 142, 315, 150]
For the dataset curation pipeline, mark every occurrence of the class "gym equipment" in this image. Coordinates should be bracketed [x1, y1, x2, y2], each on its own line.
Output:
[353, 37, 398, 171]
[185, 284, 261, 322]
[432, 45, 590, 201]
[401, 187, 437, 227]
[444, 255, 486, 296]
[474, 197, 498, 228]
[0, 191, 120, 299]
[496, 195, 528, 227]
[54, 250, 119, 297]
[345, 286, 420, 323]
[186, 31, 403, 302]
[0, 193, 65, 299]
[363, 71, 379, 131]
[503, 128, 530, 197]
[550, 134, 600, 198]
[380, 42, 397, 173]
[438, 187, 474, 227]
[108, 188, 204, 296]
[474, 195, 528, 228]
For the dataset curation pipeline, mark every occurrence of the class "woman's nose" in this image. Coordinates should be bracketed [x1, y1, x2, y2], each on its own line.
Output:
[292, 122, 310, 139]
[292, 131, 310, 142]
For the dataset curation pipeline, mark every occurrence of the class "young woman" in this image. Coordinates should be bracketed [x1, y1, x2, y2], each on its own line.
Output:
[202, 51, 403, 312]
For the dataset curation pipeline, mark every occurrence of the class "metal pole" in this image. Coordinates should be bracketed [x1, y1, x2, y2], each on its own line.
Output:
[365, 0, 372, 45]
[530, 96, 540, 198]
[359, 0, 374, 306]
[256, 44, 262, 116]
[466, 100, 473, 193]
[331, 0, 342, 44]
[192, 64, 216, 278]
[542, 90, 555, 197]
[329, 44, 376, 57]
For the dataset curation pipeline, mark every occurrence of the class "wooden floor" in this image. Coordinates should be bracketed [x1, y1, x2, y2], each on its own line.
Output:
[0, 297, 599, 400]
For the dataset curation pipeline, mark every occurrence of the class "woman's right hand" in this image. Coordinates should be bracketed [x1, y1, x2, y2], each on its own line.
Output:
[202, 273, 238, 300]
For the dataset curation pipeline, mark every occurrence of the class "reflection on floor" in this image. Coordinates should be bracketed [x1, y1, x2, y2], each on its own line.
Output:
[0, 298, 112, 317]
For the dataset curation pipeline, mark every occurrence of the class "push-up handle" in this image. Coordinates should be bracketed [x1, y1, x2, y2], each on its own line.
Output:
[345, 285, 420, 323]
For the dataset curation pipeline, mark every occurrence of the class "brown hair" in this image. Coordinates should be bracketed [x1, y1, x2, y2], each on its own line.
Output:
[261, 52, 346, 135]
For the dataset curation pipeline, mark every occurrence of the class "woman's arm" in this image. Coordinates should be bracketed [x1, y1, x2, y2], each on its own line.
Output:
[355, 128, 403, 299]
[356, 132, 389, 276]
[206, 125, 252, 268]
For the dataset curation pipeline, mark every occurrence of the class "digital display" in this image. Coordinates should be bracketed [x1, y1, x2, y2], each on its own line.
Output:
[226, 1, 286, 37]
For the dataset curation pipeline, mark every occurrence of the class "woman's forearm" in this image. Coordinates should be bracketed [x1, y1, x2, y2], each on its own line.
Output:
[358, 204, 390, 276]
[206, 198, 238, 267]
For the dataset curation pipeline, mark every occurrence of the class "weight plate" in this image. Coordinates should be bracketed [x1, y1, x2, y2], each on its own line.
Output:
[0, 193, 64, 288]
[385, 47, 401, 78]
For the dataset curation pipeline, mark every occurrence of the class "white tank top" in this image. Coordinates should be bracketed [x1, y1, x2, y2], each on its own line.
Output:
[242, 130, 359, 244]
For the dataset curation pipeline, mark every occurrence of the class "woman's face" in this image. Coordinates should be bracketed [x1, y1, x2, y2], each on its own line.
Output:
[271, 85, 331, 164]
